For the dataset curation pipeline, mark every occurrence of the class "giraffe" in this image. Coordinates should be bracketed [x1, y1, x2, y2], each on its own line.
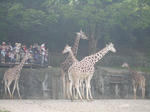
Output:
[68, 43, 116, 101]
[3, 51, 31, 99]
[62, 45, 85, 99]
[60, 29, 88, 98]
[122, 62, 145, 99]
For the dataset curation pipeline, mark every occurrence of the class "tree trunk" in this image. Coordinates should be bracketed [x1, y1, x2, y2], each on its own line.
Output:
[89, 34, 98, 54]
[88, 24, 98, 55]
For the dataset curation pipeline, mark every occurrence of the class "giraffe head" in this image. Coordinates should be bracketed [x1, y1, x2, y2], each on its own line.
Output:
[76, 29, 88, 40]
[106, 43, 116, 53]
[122, 62, 129, 68]
[62, 44, 72, 54]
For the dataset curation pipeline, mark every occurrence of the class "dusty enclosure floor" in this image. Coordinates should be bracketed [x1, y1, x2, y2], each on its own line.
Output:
[0, 100, 150, 112]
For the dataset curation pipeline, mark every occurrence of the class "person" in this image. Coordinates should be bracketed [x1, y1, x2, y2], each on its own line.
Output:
[20, 45, 26, 62]
[28, 45, 33, 63]
[9, 51, 15, 63]
[33, 43, 40, 64]
[6, 43, 13, 63]
[40, 43, 46, 65]
[44, 48, 48, 65]
[0, 42, 7, 63]
[14, 43, 21, 63]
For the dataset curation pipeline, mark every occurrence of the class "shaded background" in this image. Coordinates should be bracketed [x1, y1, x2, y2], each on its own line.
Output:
[0, 0, 150, 68]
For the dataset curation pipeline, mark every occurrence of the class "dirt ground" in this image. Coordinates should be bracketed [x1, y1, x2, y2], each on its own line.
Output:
[0, 100, 150, 112]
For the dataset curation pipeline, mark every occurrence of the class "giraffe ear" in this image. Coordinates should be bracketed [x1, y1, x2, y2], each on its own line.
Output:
[80, 29, 84, 34]
[66, 44, 71, 48]
[66, 44, 69, 47]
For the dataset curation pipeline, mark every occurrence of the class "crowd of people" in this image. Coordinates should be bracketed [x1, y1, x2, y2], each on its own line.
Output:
[0, 42, 48, 65]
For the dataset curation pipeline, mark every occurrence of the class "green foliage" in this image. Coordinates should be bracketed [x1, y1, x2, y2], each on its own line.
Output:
[7, 3, 24, 25]
[134, 67, 150, 73]
[21, 9, 46, 28]
[0, 110, 10, 112]
[0, 0, 150, 58]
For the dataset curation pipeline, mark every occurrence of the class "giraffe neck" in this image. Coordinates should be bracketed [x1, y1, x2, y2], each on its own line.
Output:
[86, 46, 110, 65]
[68, 49, 78, 63]
[127, 66, 136, 77]
[16, 56, 27, 72]
[127, 66, 131, 72]
[72, 36, 80, 56]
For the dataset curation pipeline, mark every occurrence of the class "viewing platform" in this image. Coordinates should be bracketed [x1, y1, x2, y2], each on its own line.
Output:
[0, 62, 48, 69]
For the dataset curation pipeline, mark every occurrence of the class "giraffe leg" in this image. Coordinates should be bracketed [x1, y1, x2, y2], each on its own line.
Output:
[4, 85, 7, 95]
[66, 77, 71, 99]
[87, 79, 93, 100]
[75, 86, 80, 100]
[7, 86, 12, 99]
[142, 87, 145, 99]
[85, 79, 89, 100]
[16, 81, 21, 99]
[6, 81, 12, 99]
[72, 86, 76, 99]
[4, 81, 7, 95]
[85, 76, 93, 101]
[82, 82, 85, 99]
[141, 80, 145, 99]
[79, 79, 85, 99]
[12, 80, 17, 99]
[133, 85, 137, 99]
[61, 69, 66, 98]
[73, 82, 80, 100]
[75, 80, 83, 101]
[88, 85, 93, 100]
[81, 82, 85, 99]
[66, 80, 70, 99]
[69, 80, 73, 101]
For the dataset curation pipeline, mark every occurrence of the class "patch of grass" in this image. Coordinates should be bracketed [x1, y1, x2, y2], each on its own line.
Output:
[109, 66, 123, 70]
[0, 110, 10, 112]
[133, 67, 150, 73]
[102, 66, 150, 74]
[100, 66, 124, 70]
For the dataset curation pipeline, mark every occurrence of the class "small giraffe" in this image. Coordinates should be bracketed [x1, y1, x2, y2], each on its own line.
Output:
[122, 62, 145, 99]
[68, 43, 116, 101]
[60, 29, 88, 98]
[3, 51, 31, 99]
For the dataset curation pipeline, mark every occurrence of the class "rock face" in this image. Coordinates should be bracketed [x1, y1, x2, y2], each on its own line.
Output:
[0, 67, 150, 99]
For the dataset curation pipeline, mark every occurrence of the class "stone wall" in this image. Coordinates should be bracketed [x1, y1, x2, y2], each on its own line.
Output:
[0, 67, 150, 99]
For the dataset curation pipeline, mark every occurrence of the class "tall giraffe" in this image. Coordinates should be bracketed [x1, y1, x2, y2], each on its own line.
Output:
[60, 29, 88, 98]
[122, 62, 145, 99]
[68, 43, 116, 100]
[62, 45, 85, 99]
[3, 51, 31, 99]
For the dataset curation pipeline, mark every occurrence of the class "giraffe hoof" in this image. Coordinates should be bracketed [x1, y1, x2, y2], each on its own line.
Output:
[70, 97, 74, 102]
[87, 99, 90, 101]
[90, 98, 94, 101]
[87, 98, 94, 102]
[19, 97, 22, 99]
